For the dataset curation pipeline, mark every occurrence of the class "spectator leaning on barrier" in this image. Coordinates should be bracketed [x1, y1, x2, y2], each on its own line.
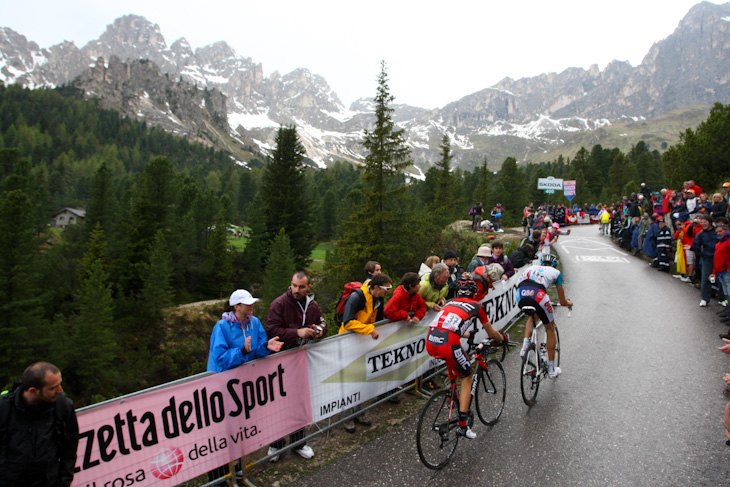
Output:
[339, 273, 392, 338]
[0, 362, 79, 487]
[442, 250, 464, 300]
[265, 271, 326, 462]
[384, 272, 427, 324]
[487, 241, 515, 280]
[419, 262, 450, 312]
[467, 244, 492, 273]
[339, 273, 392, 432]
[207, 290, 283, 373]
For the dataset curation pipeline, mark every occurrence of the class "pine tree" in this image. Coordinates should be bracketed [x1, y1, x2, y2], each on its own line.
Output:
[60, 224, 120, 401]
[85, 162, 117, 236]
[139, 230, 175, 319]
[0, 189, 44, 386]
[472, 157, 491, 205]
[432, 134, 457, 224]
[206, 208, 233, 297]
[261, 228, 296, 323]
[261, 125, 314, 269]
[493, 157, 526, 226]
[334, 61, 418, 278]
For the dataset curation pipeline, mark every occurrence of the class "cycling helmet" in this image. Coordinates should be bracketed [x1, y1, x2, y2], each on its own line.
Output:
[471, 265, 494, 301]
[456, 278, 478, 299]
[541, 254, 559, 267]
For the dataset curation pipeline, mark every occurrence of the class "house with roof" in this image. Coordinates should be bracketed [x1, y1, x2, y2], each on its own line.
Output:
[52, 208, 86, 230]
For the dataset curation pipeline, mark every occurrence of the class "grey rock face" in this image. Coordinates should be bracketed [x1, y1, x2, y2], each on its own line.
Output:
[2, 3, 730, 169]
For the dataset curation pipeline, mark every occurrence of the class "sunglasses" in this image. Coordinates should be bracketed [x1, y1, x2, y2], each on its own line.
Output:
[379, 285, 392, 291]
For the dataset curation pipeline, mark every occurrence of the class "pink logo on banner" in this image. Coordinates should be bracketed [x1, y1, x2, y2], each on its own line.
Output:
[150, 447, 184, 479]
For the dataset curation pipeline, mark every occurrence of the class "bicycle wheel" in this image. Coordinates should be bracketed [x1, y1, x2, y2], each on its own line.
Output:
[475, 359, 506, 425]
[554, 325, 561, 367]
[416, 389, 459, 469]
[520, 343, 540, 406]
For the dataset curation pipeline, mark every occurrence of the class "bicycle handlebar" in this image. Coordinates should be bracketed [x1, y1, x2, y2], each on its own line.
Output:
[466, 323, 513, 362]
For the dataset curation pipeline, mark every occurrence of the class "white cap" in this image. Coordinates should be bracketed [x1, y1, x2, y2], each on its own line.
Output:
[477, 244, 492, 258]
[229, 289, 259, 306]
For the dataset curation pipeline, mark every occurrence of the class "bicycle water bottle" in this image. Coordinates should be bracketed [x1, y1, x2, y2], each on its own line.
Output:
[539, 343, 547, 362]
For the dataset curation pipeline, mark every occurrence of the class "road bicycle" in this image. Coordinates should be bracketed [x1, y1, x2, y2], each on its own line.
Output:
[416, 329, 510, 469]
[519, 317, 561, 406]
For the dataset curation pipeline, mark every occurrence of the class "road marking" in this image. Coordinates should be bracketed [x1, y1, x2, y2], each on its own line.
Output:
[574, 255, 631, 263]
[559, 239, 627, 256]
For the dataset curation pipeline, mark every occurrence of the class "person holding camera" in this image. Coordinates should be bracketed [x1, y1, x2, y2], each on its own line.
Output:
[265, 271, 327, 462]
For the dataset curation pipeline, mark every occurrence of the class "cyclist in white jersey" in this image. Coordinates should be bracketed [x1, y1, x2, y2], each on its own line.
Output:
[516, 254, 572, 379]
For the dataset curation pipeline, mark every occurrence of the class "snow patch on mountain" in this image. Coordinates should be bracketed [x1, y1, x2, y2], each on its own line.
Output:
[480, 115, 611, 142]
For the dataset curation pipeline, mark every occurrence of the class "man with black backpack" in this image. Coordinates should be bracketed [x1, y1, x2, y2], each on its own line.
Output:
[0, 362, 79, 487]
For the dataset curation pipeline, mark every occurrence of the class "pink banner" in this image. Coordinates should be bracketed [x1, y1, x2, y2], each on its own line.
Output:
[71, 348, 311, 487]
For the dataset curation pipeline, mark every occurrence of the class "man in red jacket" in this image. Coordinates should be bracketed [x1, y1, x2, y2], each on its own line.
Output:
[265, 271, 326, 462]
[384, 272, 427, 324]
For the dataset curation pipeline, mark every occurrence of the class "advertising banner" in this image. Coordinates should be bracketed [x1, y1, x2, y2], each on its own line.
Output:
[563, 180, 576, 201]
[537, 177, 563, 190]
[307, 271, 522, 422]
[69, 269, 526, 485]
[71, 348, 311, 487]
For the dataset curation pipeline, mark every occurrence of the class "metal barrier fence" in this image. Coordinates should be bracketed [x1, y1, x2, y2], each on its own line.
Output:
[70, 271, 527, 487]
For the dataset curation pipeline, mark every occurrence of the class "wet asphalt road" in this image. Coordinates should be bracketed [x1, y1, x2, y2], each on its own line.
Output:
[290, 225, 730, 486]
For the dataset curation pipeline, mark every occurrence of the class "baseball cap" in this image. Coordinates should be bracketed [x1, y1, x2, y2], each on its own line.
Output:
[229, 289, 259, 306]
[724, 182, 730, 188]
[552, 222, 559, 228]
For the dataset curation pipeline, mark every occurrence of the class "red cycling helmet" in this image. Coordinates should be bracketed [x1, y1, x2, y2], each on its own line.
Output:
[471, 265, 494, 301]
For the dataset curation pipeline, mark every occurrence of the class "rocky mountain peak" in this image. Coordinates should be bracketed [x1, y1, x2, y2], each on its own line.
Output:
[194, 41, 239, 66]
[2, 3, 730, 171]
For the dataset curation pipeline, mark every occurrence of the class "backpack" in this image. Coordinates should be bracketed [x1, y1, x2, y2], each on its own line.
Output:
[468, 206, 476, 216]
[334, 282, 364, 327]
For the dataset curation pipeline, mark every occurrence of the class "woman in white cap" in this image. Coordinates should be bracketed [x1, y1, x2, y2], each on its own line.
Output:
[206, 289, 283, 372]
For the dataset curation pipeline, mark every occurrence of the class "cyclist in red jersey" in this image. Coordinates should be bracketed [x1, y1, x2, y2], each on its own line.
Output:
[425, 274, 508, 439]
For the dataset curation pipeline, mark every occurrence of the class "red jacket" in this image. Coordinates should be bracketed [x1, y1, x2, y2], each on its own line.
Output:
[384, 285, 427, 322]
[674, 221, 699, 247]
[713, 234, 730, 275]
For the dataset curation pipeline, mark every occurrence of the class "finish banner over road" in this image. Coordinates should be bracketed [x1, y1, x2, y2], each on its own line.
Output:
[71, 349, 311, 487]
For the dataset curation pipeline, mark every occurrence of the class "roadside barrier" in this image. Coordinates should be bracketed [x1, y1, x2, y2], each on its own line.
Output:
[71, 272, 523, 487]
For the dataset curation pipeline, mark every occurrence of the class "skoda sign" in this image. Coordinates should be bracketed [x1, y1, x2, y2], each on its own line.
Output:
[537, 177, 563, 190]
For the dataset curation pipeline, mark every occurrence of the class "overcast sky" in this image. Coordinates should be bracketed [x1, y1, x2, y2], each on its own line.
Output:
[3, 0, 719, 109]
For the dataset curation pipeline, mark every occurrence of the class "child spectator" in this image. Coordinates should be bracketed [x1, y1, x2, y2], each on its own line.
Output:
[487, 241, 514, 280]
